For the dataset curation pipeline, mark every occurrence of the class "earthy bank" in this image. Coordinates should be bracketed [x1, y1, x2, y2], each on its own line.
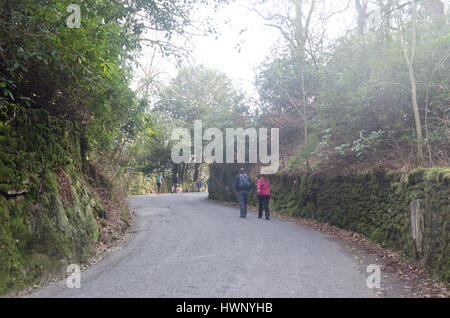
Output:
[0, 106, 130, 296]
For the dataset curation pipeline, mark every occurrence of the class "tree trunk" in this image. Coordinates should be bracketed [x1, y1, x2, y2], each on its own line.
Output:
[180, 163, 185, 182]
[397, 0, 424, 164]
[193, 163, 201, 182]
[301, 71, 308, 145]
[407, 62, 424, 164]
[80, 124, 89, 172]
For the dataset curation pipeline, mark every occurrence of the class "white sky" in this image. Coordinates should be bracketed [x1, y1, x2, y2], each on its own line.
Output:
[135, 1, 282, 98]
[135, 0, 358, 98]
[135, 0, 450, 99]
[191, 0, 359, 97]
[188, 1, 282, 97]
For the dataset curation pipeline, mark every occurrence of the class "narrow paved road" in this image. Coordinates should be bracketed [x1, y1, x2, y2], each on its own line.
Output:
[30, 193, 377, 298]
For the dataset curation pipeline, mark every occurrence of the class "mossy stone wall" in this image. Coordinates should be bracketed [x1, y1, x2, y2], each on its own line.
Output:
[0, 106, 103, 295]
[209, 164, 450, 282]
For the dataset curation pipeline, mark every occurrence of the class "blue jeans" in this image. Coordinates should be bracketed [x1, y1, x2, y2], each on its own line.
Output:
[237, 190, 249, 217]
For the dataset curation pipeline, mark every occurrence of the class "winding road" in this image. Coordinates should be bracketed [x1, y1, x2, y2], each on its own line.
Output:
[29, 193, 378, 298]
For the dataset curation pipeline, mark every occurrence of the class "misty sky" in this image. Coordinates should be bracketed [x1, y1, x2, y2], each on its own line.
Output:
[136, 0, 449, 98]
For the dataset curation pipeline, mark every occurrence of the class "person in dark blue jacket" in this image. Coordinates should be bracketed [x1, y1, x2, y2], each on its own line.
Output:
[234, 168, 252, 218]
[171, 173, 179, 193]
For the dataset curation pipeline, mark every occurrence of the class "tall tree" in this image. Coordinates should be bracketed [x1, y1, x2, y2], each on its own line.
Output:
[146, 66, 249, 180]
[396, 0, 424, 164]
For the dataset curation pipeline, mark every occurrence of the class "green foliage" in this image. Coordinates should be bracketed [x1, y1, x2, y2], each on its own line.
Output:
[338, 130, 385, 158]
[256, 3, 449, 170]
[155, 65, 248, 127]
[0, 107, 106, 295]
[288, 131, 321, 171]
[0, 0, 228, 162]
[133, 65, 250, 180]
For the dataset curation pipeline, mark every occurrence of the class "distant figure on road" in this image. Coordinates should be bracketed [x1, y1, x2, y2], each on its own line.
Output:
[156, 174, 164, 195]
[257, 174, 271, 220]
[206, 179, 210, 192]
[196, 180, 202, 192]
[171, 173, 179, 193]
[234, 168, 252, 218]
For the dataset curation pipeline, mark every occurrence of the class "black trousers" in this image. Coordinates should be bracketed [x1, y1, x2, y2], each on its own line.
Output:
[258, 195, 270, 218]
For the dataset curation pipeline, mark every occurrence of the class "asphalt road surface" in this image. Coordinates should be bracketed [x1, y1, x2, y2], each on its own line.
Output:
[29, 193, 378, 298]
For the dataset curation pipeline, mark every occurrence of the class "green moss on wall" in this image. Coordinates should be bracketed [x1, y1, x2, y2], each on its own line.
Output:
[0, 105, 101, 296]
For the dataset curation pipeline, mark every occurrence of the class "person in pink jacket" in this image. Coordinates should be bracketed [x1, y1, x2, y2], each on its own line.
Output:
[257, 174, 271, 220]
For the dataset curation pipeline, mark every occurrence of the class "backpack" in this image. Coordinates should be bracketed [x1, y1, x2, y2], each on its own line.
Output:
[238, 174, 251, 190]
